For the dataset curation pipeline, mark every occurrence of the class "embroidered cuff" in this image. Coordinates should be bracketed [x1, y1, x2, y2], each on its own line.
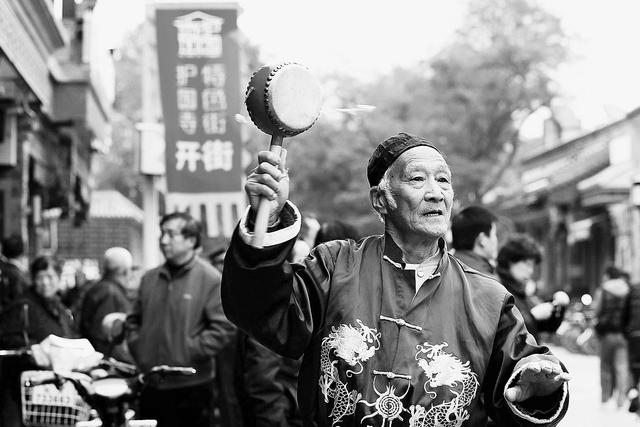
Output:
[504, 365, 569, 424]
[239, 201, 301, 247]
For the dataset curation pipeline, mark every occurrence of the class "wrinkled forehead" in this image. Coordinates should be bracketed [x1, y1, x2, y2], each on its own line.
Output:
[391, 146, 450, 173]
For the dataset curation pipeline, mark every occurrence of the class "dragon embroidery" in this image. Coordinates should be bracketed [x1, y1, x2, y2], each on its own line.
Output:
[410, 341, 479, 427]
[319, 319, 380, 426]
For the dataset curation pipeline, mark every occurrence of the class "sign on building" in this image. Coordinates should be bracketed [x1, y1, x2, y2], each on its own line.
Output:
[156, 5, 244, 238]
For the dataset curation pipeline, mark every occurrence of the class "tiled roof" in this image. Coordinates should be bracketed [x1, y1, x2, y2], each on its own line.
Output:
[89, 190, 143, 222]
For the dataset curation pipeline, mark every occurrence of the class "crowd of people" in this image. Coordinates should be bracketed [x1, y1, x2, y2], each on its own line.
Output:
[0, 213, 362, 427]
[0, 131, 637, 426]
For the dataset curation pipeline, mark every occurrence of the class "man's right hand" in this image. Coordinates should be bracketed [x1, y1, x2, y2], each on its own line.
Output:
[245, 149, 289, 227]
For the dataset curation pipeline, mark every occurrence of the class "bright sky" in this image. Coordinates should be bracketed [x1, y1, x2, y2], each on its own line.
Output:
[99, 0, 640, 132]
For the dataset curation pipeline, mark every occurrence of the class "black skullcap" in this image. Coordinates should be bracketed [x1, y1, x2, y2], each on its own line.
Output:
[367, 132, 440, 187]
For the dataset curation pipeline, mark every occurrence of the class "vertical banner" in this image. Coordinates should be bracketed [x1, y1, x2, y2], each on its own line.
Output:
[156, 5, 245, 237]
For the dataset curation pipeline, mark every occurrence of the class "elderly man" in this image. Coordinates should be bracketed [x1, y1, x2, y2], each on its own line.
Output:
[222, 133, 569, 426]
[80, 247, 134, 360]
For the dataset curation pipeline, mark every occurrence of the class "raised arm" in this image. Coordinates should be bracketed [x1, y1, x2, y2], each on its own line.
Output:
[221, 206, 338, 359]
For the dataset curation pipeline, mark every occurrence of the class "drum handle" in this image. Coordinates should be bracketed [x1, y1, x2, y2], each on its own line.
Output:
[253, 134, 284, 248]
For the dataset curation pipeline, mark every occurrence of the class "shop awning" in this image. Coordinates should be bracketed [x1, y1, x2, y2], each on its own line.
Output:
[578, 161, 635, 191]
[578, 161, 636, 207]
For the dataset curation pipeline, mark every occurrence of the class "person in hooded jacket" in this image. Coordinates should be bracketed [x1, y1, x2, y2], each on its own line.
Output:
[496, 235, 566, 343]
[592, 265, 631, 408]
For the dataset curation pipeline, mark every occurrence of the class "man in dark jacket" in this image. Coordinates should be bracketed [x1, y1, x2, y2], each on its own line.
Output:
[80, 247, 134, 360]
[222, 133, 570, 426]
[0, 233, 30, 427]
[126, 212, 235, 427]
[451, 206, 499, 276]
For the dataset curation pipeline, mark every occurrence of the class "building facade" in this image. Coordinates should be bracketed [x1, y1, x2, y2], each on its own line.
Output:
[0, 0, 113, 257]
[497, 108, 640, 296]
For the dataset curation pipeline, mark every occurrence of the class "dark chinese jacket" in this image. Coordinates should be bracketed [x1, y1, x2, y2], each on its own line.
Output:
[222, 203, 569, 427]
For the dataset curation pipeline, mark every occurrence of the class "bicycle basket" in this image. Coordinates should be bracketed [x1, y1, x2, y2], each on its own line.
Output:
[21, 370, 91, 427]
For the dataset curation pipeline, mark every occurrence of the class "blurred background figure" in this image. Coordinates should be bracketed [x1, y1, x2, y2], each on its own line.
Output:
[497, 234, 567, 342]
[208, 245, 227, 272]
[80, 247, 134, 361]
[0, 234, 29, 311]
[288, 213, 318, 263]
[22, 255, 77, 344]
[0, 234, 28, 427]
[450, 205, 499, 276]
[61, 266, 92, 322]
[299, 215, 321, 250]
[126, 212, 234, 427]
[592, 265, 631, 409]
[207, 241, 244, 427]
[290, 239, 312, 264]
[626, 278, 640, 414]
[313, 219, 360, 247]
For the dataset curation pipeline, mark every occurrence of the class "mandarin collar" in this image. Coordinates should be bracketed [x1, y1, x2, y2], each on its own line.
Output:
[382, 233, 447, 267]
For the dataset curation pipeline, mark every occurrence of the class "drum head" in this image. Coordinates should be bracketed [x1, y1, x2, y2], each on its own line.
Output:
[268, 64, 323, 133]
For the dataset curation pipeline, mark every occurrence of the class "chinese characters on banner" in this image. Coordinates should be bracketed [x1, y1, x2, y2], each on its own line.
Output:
[156, 7, 245, 237]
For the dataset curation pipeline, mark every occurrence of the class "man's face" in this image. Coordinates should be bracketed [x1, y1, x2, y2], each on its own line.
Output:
[384, 146, 454, 240]
[159, 218, 195, 263]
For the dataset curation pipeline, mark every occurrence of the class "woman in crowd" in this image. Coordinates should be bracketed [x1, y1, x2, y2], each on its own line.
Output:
[496, 234, 566, 342]
[23, 255, 76, 342]
[0, 255, 76, 426]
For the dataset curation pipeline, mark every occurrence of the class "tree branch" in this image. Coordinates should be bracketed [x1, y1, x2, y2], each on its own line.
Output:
[477, 106, 542, 198]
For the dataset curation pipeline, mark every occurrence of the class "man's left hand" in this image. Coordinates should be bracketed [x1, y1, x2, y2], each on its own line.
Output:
[505, 360, 571, 402]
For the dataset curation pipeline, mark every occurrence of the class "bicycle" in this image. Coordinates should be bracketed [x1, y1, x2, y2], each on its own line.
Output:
[1, 334, 196, 427]
[24, 358, 196, 427]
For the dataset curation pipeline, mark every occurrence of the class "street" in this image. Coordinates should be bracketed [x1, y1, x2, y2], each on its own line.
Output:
[547, 345, 639, 426]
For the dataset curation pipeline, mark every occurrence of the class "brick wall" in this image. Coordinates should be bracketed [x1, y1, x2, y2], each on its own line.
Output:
[57, 217, 143, 268]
